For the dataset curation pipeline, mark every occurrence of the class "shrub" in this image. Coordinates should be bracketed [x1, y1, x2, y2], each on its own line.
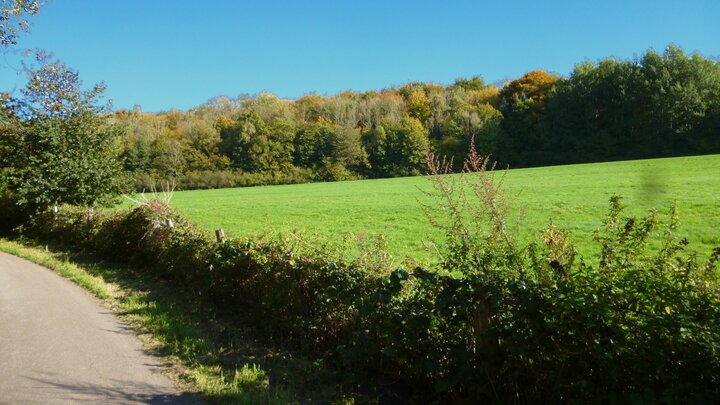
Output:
[26, 200, 383, 354]
[348, 146, 720, 401]
[0, 184, 30, 233]
[138, 167, 319, 191]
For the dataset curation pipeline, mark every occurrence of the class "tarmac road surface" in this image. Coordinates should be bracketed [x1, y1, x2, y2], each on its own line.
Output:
[0, 251, 196, 404]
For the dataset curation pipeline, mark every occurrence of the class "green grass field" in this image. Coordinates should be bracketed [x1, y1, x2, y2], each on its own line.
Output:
[150, 154, 720, 265]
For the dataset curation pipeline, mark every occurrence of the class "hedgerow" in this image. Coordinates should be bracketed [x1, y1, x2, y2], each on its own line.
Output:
[19, 153, 720, 402]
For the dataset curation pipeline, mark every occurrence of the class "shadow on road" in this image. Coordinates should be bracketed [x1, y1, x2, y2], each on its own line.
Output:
[26, 374, 198, 404]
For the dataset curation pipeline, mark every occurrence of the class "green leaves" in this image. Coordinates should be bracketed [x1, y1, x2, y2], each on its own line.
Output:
[1, 60, 128, 212]
[219, 110, 296, 172]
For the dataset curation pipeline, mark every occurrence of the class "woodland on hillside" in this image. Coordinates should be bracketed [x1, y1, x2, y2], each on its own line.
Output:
[116, 45, 720, 190]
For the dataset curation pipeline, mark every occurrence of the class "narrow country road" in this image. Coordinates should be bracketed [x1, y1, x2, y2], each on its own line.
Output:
[0, 252, 196, 404]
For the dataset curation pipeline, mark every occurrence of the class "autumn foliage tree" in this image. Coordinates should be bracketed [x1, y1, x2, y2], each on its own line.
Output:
[106, 45, 719, 190]
[498, 70, 560, 166]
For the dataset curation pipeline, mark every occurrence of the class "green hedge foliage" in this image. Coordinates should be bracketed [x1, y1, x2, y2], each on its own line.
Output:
[133, 167, 318, 191]
[24, 198, 720, 402]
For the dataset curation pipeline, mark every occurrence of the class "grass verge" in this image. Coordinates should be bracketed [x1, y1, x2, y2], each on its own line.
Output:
[0, 238, 353, 404]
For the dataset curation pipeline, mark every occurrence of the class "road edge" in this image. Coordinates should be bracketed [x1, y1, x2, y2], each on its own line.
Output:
[0, 238, 203, 403]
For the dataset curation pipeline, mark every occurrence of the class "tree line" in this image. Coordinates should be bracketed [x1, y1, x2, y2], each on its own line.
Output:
[3, 44, 719, 216]
[115, 44, 720, 190]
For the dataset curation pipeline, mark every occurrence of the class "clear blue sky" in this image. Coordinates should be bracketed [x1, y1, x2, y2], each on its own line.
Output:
[1, 0, 718, 112]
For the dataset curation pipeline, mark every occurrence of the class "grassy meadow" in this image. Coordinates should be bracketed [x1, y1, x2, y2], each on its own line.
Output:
[142, 154, 720, 266]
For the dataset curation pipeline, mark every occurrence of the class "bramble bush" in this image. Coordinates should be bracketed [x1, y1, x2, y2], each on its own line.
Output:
[19, 146, 720, 402]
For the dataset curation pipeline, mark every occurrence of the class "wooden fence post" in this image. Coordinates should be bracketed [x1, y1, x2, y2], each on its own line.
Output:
[215, 228, 225, 242]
